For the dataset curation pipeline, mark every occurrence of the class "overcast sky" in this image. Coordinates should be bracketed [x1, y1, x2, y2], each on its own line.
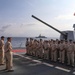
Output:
[0, 0, 75, 38]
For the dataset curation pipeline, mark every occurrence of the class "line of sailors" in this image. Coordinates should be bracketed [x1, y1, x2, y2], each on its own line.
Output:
[26, 38, 75, 67]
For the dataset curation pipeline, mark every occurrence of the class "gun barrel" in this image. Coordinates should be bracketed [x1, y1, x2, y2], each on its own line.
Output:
[32, 15, 66, 36]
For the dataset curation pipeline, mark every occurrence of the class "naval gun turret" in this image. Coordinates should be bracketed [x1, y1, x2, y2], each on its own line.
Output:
[32, 15, 75, 41]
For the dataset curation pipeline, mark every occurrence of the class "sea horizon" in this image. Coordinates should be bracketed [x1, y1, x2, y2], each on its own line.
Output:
[3, 37, 59, 49]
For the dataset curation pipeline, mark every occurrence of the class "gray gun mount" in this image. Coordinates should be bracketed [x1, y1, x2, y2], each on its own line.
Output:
[32, 15, 67, 40]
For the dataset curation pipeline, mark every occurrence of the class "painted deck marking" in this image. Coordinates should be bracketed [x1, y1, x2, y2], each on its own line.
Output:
[43, 62, 54, 67]
[14, 53, 71, 73]
[55, 66, 70, 72]
[14, 53, 54, 67]
[73, 72, 75, 74]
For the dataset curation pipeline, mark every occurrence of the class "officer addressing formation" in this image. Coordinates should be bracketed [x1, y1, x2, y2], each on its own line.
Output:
[26, 38, 75, 67]
[0, 36, 14, 72]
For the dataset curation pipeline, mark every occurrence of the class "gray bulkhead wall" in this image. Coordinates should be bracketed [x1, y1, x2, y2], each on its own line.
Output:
[60, 31, 74, 41]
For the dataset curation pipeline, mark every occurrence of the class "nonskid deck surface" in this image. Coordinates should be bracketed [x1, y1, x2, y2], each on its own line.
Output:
[0, 49, 75, 75]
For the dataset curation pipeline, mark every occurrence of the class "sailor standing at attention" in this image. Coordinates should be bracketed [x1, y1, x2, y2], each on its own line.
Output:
[26, 38, 29, 54]
[5, 37, 14, 72]
[51, 40, 57, 62]
[67, 40, 74, 67]
[0, 36, 5, 65]
[59, 40, 65, 64]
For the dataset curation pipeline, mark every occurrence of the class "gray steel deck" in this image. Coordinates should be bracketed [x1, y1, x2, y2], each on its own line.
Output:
[0, 53, 75, 75]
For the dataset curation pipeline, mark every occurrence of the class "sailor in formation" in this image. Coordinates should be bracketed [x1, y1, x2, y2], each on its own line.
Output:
[43, 40, 50, 59]
[28, 38, 34, 55]
[67, 40, 75, 67]
[26, 38, 75, 67]
[59, 40, 65, 63]
[26, 38, 29, 54]
[0, 36, 5, 65]
[38, 39, 44, 58]
[51, 40, 57, 62]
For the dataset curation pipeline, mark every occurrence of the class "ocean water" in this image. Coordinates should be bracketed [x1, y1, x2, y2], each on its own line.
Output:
[4, 37, 59, 48]
[4, 37, 26, 48]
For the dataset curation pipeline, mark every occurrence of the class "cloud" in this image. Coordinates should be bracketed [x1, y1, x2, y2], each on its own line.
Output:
[26, 23, 36, 26]
[0, 23, 60, 37]
[0, 25, 11, 32]
[55, 14, 75, 20]
[20, 23, 36, 27]
[20, 24, 23, 27]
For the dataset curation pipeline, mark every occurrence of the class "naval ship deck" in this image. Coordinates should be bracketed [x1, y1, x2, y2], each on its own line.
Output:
[0, 49, 75, 75]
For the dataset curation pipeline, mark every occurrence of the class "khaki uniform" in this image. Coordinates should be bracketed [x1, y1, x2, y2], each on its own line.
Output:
[67, 43, 74, 66]
[51, 42, 57, 62]
[35, 42, 40, 57]
[43, 42, 50, 59]
[28, 40, 33, 55]
[0, 40, 4, 64]
[64, 42, 68, 63]
[48, 42, 52, 59]
[5, 41, 13, 70]
[57, 43, 60, 61]
[38, 41, 44, 58]
[32, 41, 38, 56]
[59, 43, 65, 63]
[26, 40, 29, 54]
